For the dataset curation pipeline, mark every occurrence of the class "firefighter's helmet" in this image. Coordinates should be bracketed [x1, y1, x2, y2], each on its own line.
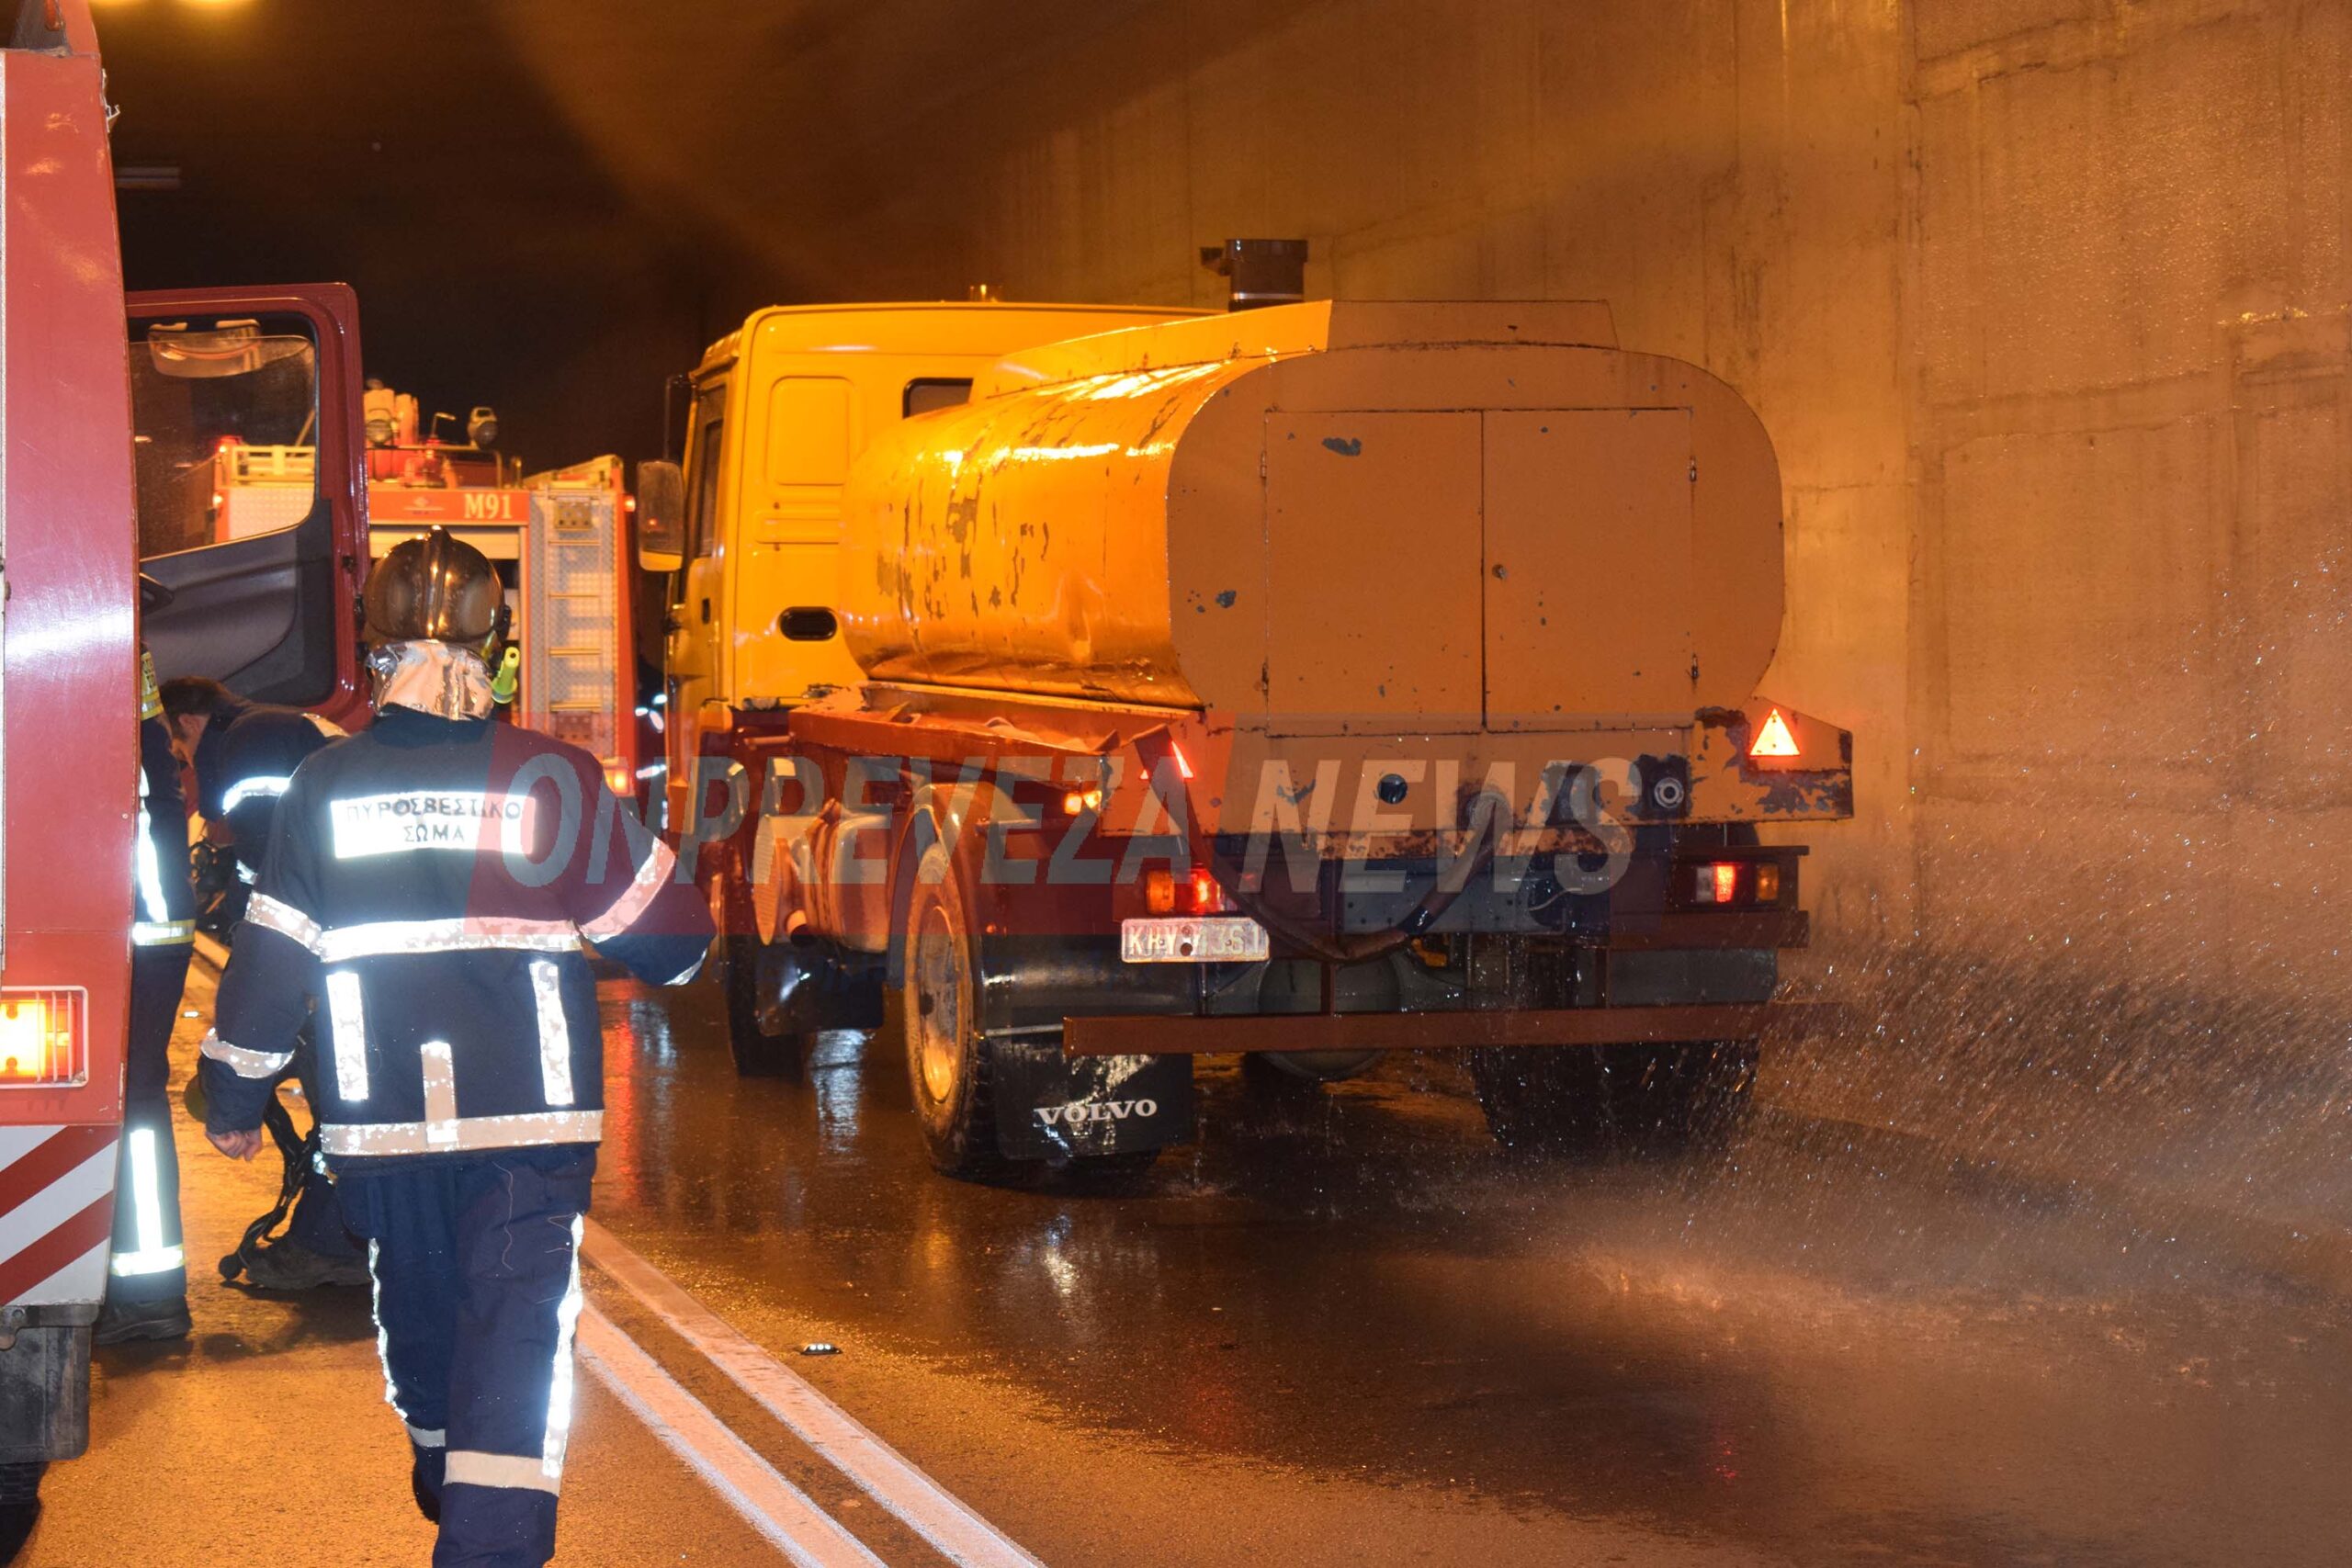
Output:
[363, 526, 507, 650]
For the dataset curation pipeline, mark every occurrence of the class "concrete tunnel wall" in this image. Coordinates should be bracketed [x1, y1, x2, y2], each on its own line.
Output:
[509, 0, 2350, 1209]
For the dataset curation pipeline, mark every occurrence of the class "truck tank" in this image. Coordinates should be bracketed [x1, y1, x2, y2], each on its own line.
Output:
[838, 300, 1786, 740]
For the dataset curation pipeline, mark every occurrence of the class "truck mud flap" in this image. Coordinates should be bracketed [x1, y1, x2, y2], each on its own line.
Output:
[990, 1041, 1195, 1162]
[0, 1325, 90, 1464]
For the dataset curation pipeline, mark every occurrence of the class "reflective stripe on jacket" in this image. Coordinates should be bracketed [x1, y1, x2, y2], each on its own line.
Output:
[134, 653, 197, 948]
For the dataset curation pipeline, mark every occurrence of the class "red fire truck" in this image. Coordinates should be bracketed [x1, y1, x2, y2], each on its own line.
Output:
[0, 0, 160, 1517]
[0, 6, 382, 1522]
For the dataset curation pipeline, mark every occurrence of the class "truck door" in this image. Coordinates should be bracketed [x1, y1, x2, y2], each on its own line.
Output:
[665, 381, 729, 829]
[128, 288, 368, 727]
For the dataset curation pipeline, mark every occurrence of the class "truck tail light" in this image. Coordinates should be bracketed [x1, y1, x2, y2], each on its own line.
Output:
[1060, 786, 1103, 817]
[1694, 863, 1740, 905]
[1142, 867, 1228, 915]
[0, 988, 88, 1089]
[1749, 709, 1800, 759]
[1686, 862, 1788, 907]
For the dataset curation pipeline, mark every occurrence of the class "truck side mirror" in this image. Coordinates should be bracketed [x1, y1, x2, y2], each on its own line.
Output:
[636, 459, 685, 573]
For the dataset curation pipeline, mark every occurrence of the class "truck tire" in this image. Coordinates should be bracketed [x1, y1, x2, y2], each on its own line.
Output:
[1238, 1050, 1334, 1113]
[1467, 1040, 1758, 1153]
[899, 842, 1005, 1178]
[718, 936, 804, 1078]
[1246, 1048, 1382, 1085]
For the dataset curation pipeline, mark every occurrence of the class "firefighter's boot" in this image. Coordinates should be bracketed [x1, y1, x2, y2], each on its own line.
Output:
[234, 1236, 369, 1292]
[93, 1294, 192, 1346]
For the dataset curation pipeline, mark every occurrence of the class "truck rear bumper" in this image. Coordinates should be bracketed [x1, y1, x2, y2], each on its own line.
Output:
[1061, 1001, 1835, 1056]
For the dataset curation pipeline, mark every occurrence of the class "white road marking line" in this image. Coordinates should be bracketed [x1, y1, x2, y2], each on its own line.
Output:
[582, 1218, 1046, 1568]
[578, 1303, 888, 1568]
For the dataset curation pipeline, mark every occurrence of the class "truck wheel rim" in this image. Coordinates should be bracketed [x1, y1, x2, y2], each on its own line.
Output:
[911, 898, 965, 1104]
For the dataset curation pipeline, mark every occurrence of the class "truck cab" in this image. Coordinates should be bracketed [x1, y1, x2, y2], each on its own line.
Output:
[646, 301, 1201, 833]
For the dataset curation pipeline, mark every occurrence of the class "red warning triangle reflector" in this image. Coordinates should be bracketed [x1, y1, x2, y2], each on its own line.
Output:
[1749, 709, 1800, 759]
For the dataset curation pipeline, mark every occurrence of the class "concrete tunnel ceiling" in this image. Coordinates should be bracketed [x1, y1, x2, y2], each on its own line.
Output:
[105, 0, 1786, 461]
[106, 0, 1342, 463]
[104, 0, 729, 468]
[481, 0, 1343, 303]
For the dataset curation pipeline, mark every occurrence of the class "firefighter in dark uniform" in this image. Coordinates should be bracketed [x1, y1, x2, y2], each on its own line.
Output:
[198, 529, 711, 1568]
[159, 675, 345, 887]
[96, 631, 199, 1344]
[160, 673, 368, 1290]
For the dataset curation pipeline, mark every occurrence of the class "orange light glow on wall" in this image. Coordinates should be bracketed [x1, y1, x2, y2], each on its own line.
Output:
[1749, 710, 1800, 758]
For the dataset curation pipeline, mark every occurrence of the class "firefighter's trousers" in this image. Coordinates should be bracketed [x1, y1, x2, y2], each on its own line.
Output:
[338, 1145, 594, 1568]
[109, 942, 192, 1303]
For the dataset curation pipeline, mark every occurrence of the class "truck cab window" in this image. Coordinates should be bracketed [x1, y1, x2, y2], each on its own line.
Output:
[903, 378, 972, 418]
[130, 319, 320, 559]
[685, 400, 727, 558]
[6, 1, 65, 48]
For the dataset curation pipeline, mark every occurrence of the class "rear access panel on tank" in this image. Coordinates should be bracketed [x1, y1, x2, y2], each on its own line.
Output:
[1264, 412, 1483, 736]
[1484, 409, 1695, 730]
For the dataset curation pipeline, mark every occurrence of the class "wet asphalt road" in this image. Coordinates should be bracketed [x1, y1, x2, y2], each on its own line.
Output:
[584, 979, 2351, 1568]
[38, 966, 2352, 1567]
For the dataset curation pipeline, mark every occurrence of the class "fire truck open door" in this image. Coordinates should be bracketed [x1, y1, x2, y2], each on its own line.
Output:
[127, 288, 370, 727]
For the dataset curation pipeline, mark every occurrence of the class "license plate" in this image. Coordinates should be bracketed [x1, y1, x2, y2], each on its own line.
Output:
[1120, 915, 1270, 964]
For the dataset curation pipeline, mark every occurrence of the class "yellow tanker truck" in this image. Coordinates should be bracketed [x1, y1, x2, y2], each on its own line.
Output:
[643, 284, 1849, 1179]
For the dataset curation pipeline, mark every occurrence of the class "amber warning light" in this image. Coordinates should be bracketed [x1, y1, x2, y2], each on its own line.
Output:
[1749, 709, 1801, 759]
[0, 988, 88, 1088]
